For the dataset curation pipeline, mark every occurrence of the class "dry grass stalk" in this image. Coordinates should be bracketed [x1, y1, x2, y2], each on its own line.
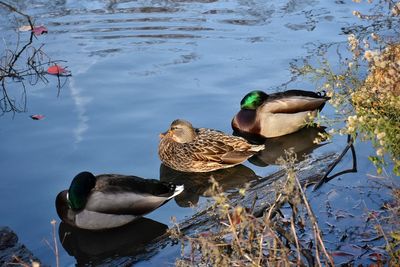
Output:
[42, 220, 60, 267]
[172, 151, 335, 266]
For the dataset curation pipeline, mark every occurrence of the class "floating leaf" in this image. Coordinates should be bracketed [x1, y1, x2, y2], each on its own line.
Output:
[32, 26, 48, 36]
[47, 65, 67, 75]
[30, 114, 45, 120]
[19, 25, 32, 32]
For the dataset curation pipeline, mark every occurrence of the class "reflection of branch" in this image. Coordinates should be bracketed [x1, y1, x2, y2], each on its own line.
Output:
[0, 1, 34, 73]
[1, 78, 19, 113]
[0, 1, 33, 27]
[0, 1, 69, 114]
[313, 135, 357, 190]
[273, 222, 315, 266]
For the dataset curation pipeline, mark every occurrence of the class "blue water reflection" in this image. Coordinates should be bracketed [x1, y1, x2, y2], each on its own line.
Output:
[0, 0, 382, 265]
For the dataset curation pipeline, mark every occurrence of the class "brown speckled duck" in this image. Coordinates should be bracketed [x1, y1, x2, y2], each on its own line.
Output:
[158, 119, 265, 172]
[232, 90, 330, 138]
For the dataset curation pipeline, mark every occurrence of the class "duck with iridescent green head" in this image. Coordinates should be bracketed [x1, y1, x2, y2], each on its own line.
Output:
[55, 171, 183, 230]
[232, 90, 330, 138]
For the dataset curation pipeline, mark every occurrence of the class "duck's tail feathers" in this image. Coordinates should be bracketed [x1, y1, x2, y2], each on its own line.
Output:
[317, 90, 331, 100]
[251, 144, 265, 152]
[170, 185, 184, 199]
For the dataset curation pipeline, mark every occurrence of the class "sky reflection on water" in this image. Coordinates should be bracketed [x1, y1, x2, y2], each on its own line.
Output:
[0, 0, 383, 265]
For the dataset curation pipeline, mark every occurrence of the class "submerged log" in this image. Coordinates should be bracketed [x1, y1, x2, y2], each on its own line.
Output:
[177, 152, 338, 234]
[65, 152, 339, 266]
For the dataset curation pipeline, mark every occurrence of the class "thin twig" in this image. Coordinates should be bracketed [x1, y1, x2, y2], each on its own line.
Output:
[290, 217, 302, 266]
[8, 256, 31, 267]
[296, 176, 335, 266]
[227, 212, 246, 258]
[256, 226, 265, 266]
[0, 1, 33, 27]
[0, 1, 35, 71]
[273, 222, 314, 266]
[51, 220, 60, 267]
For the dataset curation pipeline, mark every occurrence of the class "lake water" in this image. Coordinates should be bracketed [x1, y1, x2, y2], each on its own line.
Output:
[0, 1, 393, 266]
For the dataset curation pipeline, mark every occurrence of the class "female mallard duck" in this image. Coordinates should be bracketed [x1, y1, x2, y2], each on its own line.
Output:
[232, 90, 330, 138]
[55, 171, 184, 230]
[158, 119, 265, 172]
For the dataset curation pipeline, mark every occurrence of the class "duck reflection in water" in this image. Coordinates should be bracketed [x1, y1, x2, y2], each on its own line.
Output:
[244, 126, 328, 167]
[59, 217, 168, 266]
[160, 163, 259, 207]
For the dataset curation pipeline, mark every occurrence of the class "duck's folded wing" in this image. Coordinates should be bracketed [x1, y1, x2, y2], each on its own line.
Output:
[190, 139, 256, 164]
[87, 175, 180, 215]
[263, 96, 328, 114]
[220, 150, 258, 164]
[95, 175, 174, 196]
[85, 191, 171, 215]
[189, 140, 232, 162]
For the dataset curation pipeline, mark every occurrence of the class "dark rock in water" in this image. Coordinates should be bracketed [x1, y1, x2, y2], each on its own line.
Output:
[0, 227, 42, 266]
[0, 227, 18, 250]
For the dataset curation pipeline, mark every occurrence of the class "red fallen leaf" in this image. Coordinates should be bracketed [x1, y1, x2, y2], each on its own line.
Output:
[199, 232, 211, 237]
[30, 114, 45, 120]
[32, 26, 48, 36]
[47, 65, 67, 75]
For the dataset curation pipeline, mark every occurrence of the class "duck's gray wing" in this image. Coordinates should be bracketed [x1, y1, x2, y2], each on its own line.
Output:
[262, 90, 330, 114]
[85, 174, 180, 215]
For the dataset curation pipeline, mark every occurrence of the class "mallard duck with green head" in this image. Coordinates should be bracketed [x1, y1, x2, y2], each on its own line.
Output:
[55, 171, 183, 230]
[158, 119, 265, 172]
[232, 90, 330, 138]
